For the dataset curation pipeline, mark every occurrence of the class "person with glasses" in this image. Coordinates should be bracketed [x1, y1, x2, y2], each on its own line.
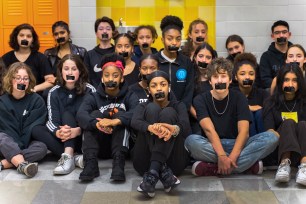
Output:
[259, 20, 293, 89]
[0, 62, 47, 178]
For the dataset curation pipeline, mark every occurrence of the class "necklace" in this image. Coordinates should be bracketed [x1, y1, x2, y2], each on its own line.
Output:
[143, 87, 149, 98]
[212, 94, 230, 115]
[284, 100, 296, 112]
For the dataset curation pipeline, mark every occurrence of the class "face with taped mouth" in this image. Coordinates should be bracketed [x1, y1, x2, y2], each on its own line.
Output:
[149, 76, 169, 102]
[102, 65, 124, 92]
[236, 64, 255, 88]
[282, 72, 298, 97]
[62, 59, 80, 86]
[210, 70, 231, 94]
[18, 29, 34, 48]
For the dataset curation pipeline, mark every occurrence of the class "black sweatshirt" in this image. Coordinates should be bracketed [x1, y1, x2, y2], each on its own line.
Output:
[77, 82, 139, 131]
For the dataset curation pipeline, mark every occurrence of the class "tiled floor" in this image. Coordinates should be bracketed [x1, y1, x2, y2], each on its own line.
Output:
[1, 154, 306, 204]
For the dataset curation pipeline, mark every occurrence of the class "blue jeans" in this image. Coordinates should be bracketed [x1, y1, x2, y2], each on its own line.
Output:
[184, 131, 279, 173]
[249, 109, 265, 136]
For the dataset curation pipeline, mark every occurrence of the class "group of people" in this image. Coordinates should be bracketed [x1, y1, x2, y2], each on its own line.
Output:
[0, 14, 306, 198]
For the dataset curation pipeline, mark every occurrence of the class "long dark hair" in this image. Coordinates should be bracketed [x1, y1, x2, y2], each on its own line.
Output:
[263, 63, 306, 116]
[193, 43, 216, 92]
[56, 54, 89, 95]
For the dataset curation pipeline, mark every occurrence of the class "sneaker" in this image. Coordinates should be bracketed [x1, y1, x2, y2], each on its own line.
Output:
[191, 161, 218, 176]
[110, 152, 125, 181]
[159, 164, 180, 192]
[275, 158, 291, 183]
[17, 161, 38, 178]
[296, 163, 306, 186]
[53, 153, 75, 175]
[247, 160, 264, 175]
[74, 154, 84, 169]
[137, 169, 159, 198]
[79, 154, 100, 181]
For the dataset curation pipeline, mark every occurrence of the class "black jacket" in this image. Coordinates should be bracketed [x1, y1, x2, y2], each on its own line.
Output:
[132, 45, 158, 66]
[46, 84, 96, 136]
[77, 82, 139, 131]
[155, 50, 194, 109]
[44, 43, 87, 75]
[259, 42, 293, 89]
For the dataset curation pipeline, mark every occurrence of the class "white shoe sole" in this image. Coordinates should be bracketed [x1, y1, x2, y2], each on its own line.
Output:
[275, 175, 290, 183]
[137, 186, 155, 198]
[296, 178, 306, 186]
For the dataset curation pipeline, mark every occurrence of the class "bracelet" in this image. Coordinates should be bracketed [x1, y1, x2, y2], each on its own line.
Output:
[172, 125, 180, 137]
[218, 154, 227, 157]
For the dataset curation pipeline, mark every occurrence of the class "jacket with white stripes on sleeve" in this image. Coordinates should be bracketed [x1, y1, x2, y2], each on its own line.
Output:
[46, 83, 96, 136]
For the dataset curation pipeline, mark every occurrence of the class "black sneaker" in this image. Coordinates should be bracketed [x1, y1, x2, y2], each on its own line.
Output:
[159, 164, 180, 192]
[110, 152, 125, 181]
[137, 169, 159, 198]
[17, 161, 38, 178]
[79, 157, 100, 181]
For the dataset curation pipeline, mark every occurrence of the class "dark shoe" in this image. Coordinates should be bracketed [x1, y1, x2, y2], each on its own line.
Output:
[191, 161, 218, 176]
[245, 160, 263, 175]
[79, 155, 99, 181]
[137, 169, 159, 198]
[110, 152, 125, 181]
[159, 164, 180, 192]
[17, 161, 38, 178]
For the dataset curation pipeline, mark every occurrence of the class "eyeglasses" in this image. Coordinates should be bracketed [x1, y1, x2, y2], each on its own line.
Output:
[13, 76, 30, 82]
[273, 30, 288, 35]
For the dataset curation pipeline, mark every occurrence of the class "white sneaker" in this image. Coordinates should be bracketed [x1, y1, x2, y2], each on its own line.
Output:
[275, 159, 291, 183]
[296, 163, 306, 186]
[53, 153, 75, 175]
[74, 154, 84, 169]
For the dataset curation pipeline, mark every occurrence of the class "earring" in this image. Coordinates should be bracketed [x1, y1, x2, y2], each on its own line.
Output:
[102, 78, 104, 83]
[168, 87, 171, 93]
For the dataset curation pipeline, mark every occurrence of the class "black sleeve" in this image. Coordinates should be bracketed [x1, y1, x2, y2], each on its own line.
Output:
[76, 93, 98, 131]
[117, 91, 139, 127]
[130, 103, 150, 133]
[259, 52, 273, 89]
[193, 93, 209, 122]
[38, 52, 53, 76]
[263, 107, 276, 130]
[175, 102, 191, 138]
[181, 59, 195, 110]
[236, 92, 252, 122]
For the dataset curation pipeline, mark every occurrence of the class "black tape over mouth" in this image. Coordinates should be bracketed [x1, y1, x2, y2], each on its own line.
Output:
[215, 83, 227, 90]
[277, 37, 287, 43]
[242, 79, 253, 86]
[142, 43, 149, 48]
[196, 37, 205, 42]
[56, 37, 66, 43]
[168, 46, 179, 51]
[17, 84, 26, 90]
[119, 52, 129, 57]
[283, 86, 295, 92]
[21, 40, 29, 46]
[66, 75, 75, 80]
[154, 92, 165, 99]
[198, 62, 208, 69]
[105, 81, 117, 88]
[102, 33, 109, 39]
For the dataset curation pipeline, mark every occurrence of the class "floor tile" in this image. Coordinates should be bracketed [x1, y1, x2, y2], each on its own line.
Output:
[226, 191, 279, 204]
[273, 190, 306, 204]
[221, 178, 270, 191]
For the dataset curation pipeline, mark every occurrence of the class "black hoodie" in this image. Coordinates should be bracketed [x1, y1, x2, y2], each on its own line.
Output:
[77, 82, 138, 131]
[259, 41, 293, 89]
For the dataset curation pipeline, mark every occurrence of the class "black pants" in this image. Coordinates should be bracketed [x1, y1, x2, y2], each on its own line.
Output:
[277, 119, 306, 164]
[32, 111, 82, 157]
[82, 110, 129, 159]
[132, 102, 189, 176]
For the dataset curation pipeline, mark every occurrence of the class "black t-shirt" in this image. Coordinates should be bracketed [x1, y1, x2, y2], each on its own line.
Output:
[193, 89, 251, 139]
[232, 86, 269, 107]
[2, 51, 53, 85]
[124, 63, 140, 86]
[263, 99, 306, 130]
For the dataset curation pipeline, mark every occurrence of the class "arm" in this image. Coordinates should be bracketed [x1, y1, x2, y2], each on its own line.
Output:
[46, 87, 62, 136]
[117, 91, 139, 127]
[33, 74, 55, 92]
[76, 94, 99, 131]
[259, 53, 273, 89]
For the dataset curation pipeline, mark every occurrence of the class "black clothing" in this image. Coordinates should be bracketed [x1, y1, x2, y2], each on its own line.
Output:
[155, 50, 194, 109]
[131, 102, 190, 176]
[232, 86, 269, 106]
[193, 90, 251, 139]
[132, 45, 158, 66]
[84, 45, 115, 88]
[2, 51, 53, 85]
[124, 63, 140, 86]
[44, 43, 87, 75]
[259, 42, 293, 89]
[0, 93, 47, 149]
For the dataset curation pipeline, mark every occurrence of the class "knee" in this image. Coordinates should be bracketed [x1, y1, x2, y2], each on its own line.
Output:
[145, 102, 161, 115]
[263, 131, 279, 146]
[184, 134, 202, 151]
[159, 107, 177, 123]
[33, 142, 48, 160]
[298, 121, 306, 128]
[282, 119, 296, 126]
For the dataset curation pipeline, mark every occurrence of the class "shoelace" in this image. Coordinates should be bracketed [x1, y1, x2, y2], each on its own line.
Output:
[145, 173, 158, 185]
[58, 155, 68, 165]
[299, 163, 306, 173]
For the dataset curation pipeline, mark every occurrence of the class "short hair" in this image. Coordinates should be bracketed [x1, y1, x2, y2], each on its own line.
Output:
[52, 21, 70, 35]
[233, 52, 257, 76]
[271, 20, 289, 33]
[207, 58, 233, 81]
[56, 54, 89, 95]
[225, 34, 244, 49]
[94, 16, 116, 33]
[134, 25, 158, 42]
[160, 15, 183, 36]
[2, 62, 36, 94]
[9, 24, 40, 51]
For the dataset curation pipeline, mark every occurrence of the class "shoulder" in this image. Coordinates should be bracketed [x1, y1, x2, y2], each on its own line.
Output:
[44, 47, 57, 56]
[85, 83, 96, 93]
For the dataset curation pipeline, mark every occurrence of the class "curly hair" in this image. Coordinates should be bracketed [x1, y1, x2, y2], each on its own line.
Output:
[56, 54, 89, 95]
[181, 19, 208, 58]
[0, 58, 7, 95]
[100, 53, 126, 73]
[207, 58, 233, 81]
[160, 15, 184, 36]
[233, 52, 257, 76]
[134, 25, 158, 42]
[9, 23, 40, 51]
[2, 62, 36, 94]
